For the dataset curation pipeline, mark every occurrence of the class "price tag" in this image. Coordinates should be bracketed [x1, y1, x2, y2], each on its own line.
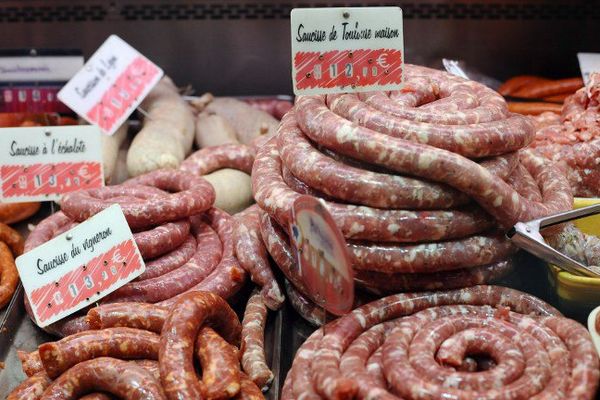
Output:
[291, 7, 404, 95]
[577, 53, 600, 85]
[0, 125, 103, 202]
[290, 195, 354, 316]
[0, 54, 83, 82]
[16, 205, 145, 327]
[58, 35, 163, 135]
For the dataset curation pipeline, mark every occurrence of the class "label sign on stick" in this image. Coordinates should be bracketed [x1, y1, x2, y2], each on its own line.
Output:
[578, 53, 600, 85]
[0, 125, 103, 202]
[291, 7, 404, 95]
[58, 35, 163, 135]
[289, 195, 354, 315]
[16, 205, 146, 327]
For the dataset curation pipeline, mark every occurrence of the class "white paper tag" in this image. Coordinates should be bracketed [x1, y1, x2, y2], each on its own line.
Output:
[58, 35, 163, 135]
[16, 204, 145, 327]
[0, 55, 84, 82]
[0, 125, 103, 203]
[291, 7, 404, 95]
[577, 53, 600, 85]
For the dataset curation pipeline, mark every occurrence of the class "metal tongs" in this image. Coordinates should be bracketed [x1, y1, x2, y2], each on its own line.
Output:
[507, 203, 600, 277]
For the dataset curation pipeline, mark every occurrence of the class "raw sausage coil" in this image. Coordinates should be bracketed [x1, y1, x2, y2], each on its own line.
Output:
[282, 285, 599, 400]
[62, 170, 215, 229]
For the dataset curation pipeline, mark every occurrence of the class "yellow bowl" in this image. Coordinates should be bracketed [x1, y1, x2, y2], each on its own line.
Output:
[548, 197, 600, 308]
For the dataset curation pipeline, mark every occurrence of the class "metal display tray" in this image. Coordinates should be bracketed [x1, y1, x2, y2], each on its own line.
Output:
[0, 204, 284, 400]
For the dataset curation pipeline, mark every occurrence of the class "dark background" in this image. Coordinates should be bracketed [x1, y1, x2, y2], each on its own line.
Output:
[0, 0, 598, 95]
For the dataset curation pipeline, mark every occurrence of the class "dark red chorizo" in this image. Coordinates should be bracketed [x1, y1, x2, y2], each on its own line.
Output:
[38, 327, 159, 378]
[6, 372, 51, 400]
[41, 357, 165, 400]
[196, 326, 241, 399]
[159, 291, 242, 400]
[234, 372, 266, 400]
[18, 349, 43, 377]
[87, 303, 168, 333]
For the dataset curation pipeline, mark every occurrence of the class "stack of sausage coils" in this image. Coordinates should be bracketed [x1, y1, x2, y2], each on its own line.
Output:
[9, 291, 267, 399]
[252, 64, 573, 310]
[281, 285, 599, 399]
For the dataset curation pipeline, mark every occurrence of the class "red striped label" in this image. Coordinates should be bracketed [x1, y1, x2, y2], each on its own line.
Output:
[30, 239, 143, 325]
[1, 161, 102, 198]
[85, 55, 160, 133]
[294, 48, 402, 90]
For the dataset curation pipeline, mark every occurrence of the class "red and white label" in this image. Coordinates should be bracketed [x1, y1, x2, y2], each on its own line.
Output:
[16, 205, 145, 327]
[0, 125, 103, 202]
[291, 7, 403, 95]
[58, 35, 163, 135]
[290, 195, 354, 315]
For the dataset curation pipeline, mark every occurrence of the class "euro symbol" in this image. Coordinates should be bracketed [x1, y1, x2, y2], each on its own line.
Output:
[376, 53, 390, 68]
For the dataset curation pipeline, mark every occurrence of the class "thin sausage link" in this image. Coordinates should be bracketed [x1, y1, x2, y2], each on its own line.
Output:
[196, 326, 241, 399]
[233, 205, 284, 310]
[38, 327, 159, 378]
[241, 290, 274, 389]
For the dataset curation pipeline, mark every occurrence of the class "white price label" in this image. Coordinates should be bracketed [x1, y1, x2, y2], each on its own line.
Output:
[0, 55, 83, 82]
[16, 205, 145, 327]
[0, 125, 103, 202]
[58, 35, 163, 135]
[291, 7, 404, 95]
[578, 53, 600, 85]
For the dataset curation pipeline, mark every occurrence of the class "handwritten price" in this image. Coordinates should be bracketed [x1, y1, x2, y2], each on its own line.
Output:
[1, 161, 102, 198]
